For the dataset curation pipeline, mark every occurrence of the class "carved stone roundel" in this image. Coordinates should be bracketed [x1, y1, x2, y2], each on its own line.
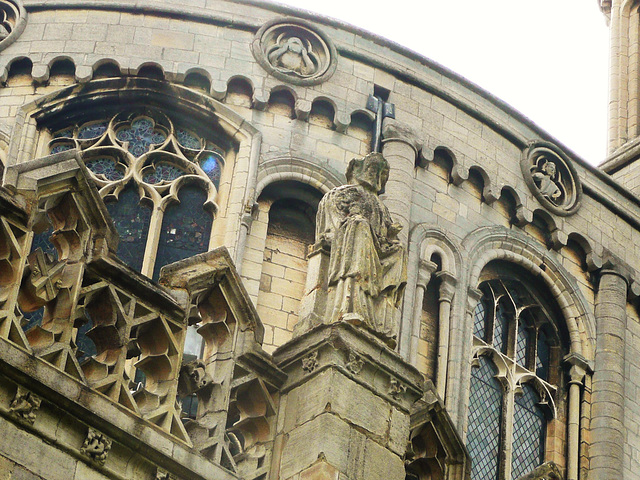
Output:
[521, 141, 582, 216]
[252, 17, 337, 86]
[0, 0, 26, 52]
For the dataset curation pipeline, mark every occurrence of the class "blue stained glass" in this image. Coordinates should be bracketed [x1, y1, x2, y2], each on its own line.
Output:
[116, 118, 167, 157]
[143, 163, 184, 184]
[511, 385, 545, 479]
[31, 222, 57, 261]
[467, 356, 502, 480]
[176, 128, 202, 150]
[473, 298, 487, 340]
[494, 302, 510, 354]
[536, 330, 550, 380]
[22, 308, 44, 331]
[153, 185, 212, 281]
[106, 187, 152, 272]
[76, 316, 97, 363]
[54, 128, 73, 138]
[50, 142, 74, 154]
[199, 154, 222, 189]
[78, 122, 107, 140]
[85, 157, 125, 181]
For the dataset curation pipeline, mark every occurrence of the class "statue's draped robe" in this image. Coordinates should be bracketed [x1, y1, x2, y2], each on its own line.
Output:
[316, 184, 407, 341]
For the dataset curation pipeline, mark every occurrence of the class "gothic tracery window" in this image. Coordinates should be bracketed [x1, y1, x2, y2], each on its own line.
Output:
[47, 109, 226, 279]
[467, 276, 559, 480]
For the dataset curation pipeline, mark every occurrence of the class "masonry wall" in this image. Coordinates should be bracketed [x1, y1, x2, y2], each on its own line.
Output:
[2, 1, 640, 479]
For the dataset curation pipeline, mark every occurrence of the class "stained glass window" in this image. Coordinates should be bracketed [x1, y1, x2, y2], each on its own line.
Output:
[116, 117, 167, 157]
[153, 185, 212, 280]
[105, 187, 152, 272]
[85, 157, 125, 181]
[467, 356, 502, 480]
[142, 162, 185, 184]
[177, 128, 202, 150]
[469, 278, 558, 480]
[473, 298, 486, 340]
[78, 122, 108, 140]
[198, 153, 222, 189]
[47, 109, 226, 280]
[511, 385, 545, 479]
[516, 320, 530, 367]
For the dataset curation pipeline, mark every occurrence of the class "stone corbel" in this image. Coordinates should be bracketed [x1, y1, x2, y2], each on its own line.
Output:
[9, 387, 42, 425]
[81, 429, 112, 466]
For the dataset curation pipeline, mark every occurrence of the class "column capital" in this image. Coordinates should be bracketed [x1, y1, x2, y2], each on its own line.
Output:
[417, 259, 438, 288]
[381, 120, 421, 154]
[563, 352, 593, 385]
[436, 271, 457, 302]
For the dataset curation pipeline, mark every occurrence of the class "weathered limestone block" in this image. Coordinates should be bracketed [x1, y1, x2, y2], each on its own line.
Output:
[273, 322, 423, 480]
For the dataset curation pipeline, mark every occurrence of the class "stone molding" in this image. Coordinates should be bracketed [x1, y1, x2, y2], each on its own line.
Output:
[0, 0, 26, 53]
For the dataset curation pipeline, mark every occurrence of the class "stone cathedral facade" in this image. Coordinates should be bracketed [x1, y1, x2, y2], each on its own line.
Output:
[0, 0, 637, 479]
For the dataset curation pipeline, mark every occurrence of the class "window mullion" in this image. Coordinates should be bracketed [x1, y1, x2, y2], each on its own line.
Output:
[501, 371, 516, 480]
[141, 204, 163, 277]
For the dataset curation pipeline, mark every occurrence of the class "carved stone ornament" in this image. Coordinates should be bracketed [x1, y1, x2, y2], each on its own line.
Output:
[177, 359, 213, 397]
[515, 461, 563, 480]
[0, 1, 26, 52]
[9, 387, 41, 424]
[252, 17, 337, 86]
[389, 379, 407, 399]
[521, 141, 582, 216]
[301, 351, 319, 372]
[81, 429, 112, 465]
[345, 352, 364, 375]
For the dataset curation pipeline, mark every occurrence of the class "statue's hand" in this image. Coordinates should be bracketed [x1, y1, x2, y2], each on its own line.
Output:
[387, 222, 403, 239]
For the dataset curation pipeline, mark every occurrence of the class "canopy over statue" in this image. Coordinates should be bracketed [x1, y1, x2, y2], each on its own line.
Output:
[314, 152, 407, 347]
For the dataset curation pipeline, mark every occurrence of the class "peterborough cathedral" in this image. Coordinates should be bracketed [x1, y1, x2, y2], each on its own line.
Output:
[0, 0, 637, 479]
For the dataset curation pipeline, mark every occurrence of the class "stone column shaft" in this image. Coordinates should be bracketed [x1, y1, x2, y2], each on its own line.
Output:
[409, 260, 438, 366]
[591, 269, 627, 480]
[381, 122, 420, 248]
[435, 272, 456, 400]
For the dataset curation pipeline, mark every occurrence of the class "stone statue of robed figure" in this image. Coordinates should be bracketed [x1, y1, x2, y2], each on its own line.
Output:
[314, 152, 407, 347]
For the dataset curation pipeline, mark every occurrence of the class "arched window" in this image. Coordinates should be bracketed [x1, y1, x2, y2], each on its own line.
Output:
[46, 109, 226, 279]
[254, 181, 322, 352]
[467, 272, 562, 480]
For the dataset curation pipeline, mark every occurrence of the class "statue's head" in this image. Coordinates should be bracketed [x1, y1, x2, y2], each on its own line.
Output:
[346, 153, 390, 193]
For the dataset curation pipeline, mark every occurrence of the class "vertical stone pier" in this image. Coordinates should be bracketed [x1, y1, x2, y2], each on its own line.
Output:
[271, 323, 423, 480]
[381, 121, 420, 247]
[591, 267, 627, 480]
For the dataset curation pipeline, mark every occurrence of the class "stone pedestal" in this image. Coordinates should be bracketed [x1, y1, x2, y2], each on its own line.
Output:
[271, 323, 423, 480]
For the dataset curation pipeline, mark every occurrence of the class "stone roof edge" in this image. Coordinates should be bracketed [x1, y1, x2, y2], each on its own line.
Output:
[20, 0, 640, 221]
[21, 1, 578, 154]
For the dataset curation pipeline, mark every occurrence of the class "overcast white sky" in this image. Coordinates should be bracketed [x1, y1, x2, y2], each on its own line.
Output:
[275, 0, 610, 166]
